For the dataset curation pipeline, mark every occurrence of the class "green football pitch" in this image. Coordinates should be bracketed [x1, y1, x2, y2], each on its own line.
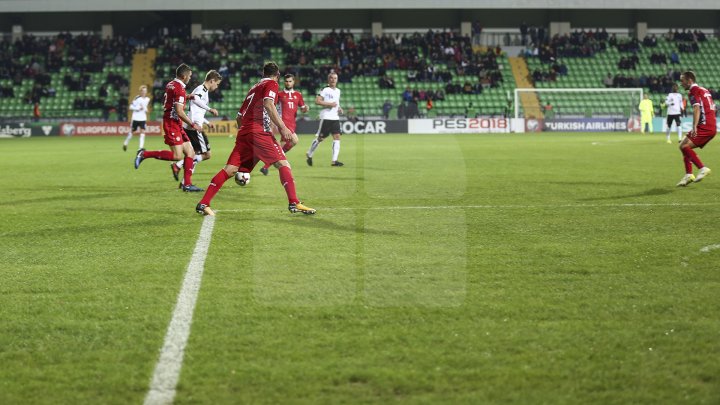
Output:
[1, 133, 718, 404]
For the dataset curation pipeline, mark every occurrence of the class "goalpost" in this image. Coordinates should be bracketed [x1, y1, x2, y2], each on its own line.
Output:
[514, 88, 644, 120]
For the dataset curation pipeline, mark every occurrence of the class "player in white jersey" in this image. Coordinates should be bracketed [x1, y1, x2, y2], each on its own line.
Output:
[123, 85, 151, 151]
[171, 70, 221, 182]
[306, 71, 344, 167]
[664, 84, 684, 143]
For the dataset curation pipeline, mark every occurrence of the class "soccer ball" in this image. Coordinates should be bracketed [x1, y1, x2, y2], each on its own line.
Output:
[235, 172, 251, 186]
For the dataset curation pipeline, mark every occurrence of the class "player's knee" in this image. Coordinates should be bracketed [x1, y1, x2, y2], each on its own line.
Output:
[204, 151, 212, 160]
[274, 160, 290, 168]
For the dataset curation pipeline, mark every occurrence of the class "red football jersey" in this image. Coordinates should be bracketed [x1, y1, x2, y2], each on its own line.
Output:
[238, 78, 279, 135]
[277, 89, 305, 132]
[163, 78, 187, 123]
[688, 84, 717, 133]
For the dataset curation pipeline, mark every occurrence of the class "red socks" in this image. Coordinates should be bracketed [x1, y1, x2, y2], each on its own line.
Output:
[183, 157, 193, 185]
[199, 170, 231, 206]
[278, 166, 299, 204]
[143, 150, 174, 160]
[681, 146, 704, 174]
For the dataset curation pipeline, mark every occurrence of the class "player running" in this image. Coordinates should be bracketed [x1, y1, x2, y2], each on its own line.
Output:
[664, 84, 683, 144]
[306, 71, 344, 167]
[171, 70, 221, 184]
[122, 85, 150, 151]
[260, 73, 309, 176]
[195, 62, 316, 216]
[134, 63, 204, 192]
[676, 71, 716, 187]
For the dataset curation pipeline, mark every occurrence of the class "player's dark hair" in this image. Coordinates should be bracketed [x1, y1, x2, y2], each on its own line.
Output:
[681, 70, 696, 82]
[284, 73, 295, 80]
[176, 63, 192, 78]
[263, 62, 280, 77]
[205, 70, 222, 82]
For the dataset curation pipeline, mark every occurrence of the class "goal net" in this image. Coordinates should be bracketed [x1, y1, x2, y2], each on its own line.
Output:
[514, 88, 644, 121]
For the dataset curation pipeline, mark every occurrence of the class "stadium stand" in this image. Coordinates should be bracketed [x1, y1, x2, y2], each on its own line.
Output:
[1, 28, 719, 121]
[524, 30, 720, 118]
[152, 30, 516, 119]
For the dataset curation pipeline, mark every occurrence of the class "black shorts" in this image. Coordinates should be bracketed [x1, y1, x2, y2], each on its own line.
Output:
[316, 119, 342, 139]
[131, 120, 146, 131]
[666, 114, 681, 127]
[186, 129, 210, 154]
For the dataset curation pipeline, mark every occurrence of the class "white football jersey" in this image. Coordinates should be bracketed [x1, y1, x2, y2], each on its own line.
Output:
[318, 86, 341, 120]
[186, 84, 211, 128]
[665, 92, 683, 115]
[130, 96, 150, 121]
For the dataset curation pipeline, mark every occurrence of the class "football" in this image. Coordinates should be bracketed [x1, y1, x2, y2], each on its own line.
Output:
[234, 172, 251, 186]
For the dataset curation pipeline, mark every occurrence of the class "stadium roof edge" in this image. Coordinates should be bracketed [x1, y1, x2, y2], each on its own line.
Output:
[1, 0, 719, 12]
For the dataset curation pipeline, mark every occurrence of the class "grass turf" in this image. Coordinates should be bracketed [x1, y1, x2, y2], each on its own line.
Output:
[0, 133, 718, 404]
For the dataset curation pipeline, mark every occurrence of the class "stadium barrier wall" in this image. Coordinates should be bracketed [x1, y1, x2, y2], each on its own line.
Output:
[0, 122, 59, 137]
[408, 118, 525, 134]
[542, 118, 632, 132]
[295, 119, 409, 134]
[59, 121, 163, 136]
[650, 117, 720, 133]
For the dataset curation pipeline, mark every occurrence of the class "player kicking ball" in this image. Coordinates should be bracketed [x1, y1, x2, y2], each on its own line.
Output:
[196, 62, 315, 216]
[260, 74, 309, 176]
[676, 71, 715, 187]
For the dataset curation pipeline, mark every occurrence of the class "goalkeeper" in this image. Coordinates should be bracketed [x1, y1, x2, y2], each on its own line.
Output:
[638, 94, 654, 133]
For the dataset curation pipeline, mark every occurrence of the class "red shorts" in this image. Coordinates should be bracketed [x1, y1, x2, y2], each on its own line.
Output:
[163, 119, 189, 146]
[227, 132, 287, 172]
[688, 128, 716, 148]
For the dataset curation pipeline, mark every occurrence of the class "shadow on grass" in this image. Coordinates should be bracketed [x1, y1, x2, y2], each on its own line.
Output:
[0, 192, 121, 206]
[0, 218, 170, 238]
[260, 216, 402, 236]
[578, 187, 675, 201]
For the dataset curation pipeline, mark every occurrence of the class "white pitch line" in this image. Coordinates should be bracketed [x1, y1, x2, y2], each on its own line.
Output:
[218, 201, 720, 213]
[144, 215, 216, 405]
[700, 244, 720, 253]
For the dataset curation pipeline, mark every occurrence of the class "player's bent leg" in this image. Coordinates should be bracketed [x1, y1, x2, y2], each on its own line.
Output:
[196, 164, 239, 215]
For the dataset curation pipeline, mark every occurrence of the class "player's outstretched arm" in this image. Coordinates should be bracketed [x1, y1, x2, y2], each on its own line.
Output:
[176, 102, 201, 131]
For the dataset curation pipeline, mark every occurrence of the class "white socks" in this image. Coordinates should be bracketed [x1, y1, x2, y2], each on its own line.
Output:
[124, 132, 145, 148]
[176, 155, 203, 169]
[331, 140, 340, 162]
[307, 137, 320, 158]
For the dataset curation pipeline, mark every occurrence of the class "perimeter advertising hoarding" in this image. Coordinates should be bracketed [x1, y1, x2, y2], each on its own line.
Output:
[294, 120, 408, 134]
[0, 122, 59, 137]
[408, 118, 513, 134]
[542, 118, 630, 132]
[650, 117, 720, 133]
[60, 121, 163, 136]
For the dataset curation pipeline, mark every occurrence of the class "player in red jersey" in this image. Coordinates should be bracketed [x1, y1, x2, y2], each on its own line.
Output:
[259, 73, 309, 175]
[195, 62, 316, 216]
[676, 71, 717, 186]
[134, 63, 204, 192]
